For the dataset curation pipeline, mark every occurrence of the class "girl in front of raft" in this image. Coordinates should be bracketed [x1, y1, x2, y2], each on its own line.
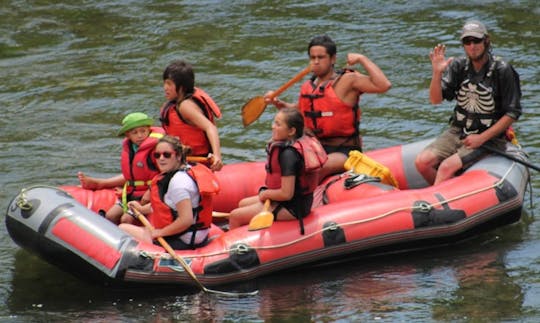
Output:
[119, 135, 219, 250]
[229, 108, 327, 234]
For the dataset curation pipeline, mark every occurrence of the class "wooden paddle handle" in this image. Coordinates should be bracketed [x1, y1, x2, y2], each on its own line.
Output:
[212, 211, 230, 218]
[270, 65, 311, 99]
[129, 208, 259, 296]
[263, 199, 270, 211]
[186, 156, 211, 163]
[130, 207, 207, 290]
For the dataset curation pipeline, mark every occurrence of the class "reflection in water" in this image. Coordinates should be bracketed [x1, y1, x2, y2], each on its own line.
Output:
[8, 250, 100, 311]
[182, 230, 526, 321]
[4, 224, 531, 321]
[432, 251, 524, 321]
[7, 249, 202, 321]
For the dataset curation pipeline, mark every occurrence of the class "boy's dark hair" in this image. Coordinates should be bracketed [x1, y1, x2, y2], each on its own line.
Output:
[307, 35, 337, 57]
[163, 60, 195, 96]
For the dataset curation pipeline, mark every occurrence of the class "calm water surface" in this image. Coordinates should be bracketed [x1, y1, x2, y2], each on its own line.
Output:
[1, 1, 539, 322]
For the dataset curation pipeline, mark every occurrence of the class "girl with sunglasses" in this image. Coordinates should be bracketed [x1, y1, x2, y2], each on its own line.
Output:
[120, 135, 219, 250]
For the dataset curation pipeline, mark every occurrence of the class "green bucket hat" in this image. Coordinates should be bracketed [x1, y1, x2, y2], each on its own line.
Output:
[118, 112, 154, 136]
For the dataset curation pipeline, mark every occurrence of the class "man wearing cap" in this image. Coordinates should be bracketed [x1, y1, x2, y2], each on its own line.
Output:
[415, 19, 522, 185]
[78, 112, 165, 224]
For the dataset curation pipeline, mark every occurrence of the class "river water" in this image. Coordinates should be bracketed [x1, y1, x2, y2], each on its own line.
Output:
[1, 1, 539, 322]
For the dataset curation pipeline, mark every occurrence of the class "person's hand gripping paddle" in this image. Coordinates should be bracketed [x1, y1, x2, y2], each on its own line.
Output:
[241, 65, 311, 127]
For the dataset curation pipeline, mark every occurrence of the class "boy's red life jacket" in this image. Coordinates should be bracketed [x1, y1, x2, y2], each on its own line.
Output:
[148, 163, 220, 234]
[265, 135, 328, 195]
[159, 87, 222, 156]
[298, 69, 361, 140]
[120, 126, 164, 201]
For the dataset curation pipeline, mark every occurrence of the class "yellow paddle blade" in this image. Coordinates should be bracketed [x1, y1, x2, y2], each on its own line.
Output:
[241, 96, 267, 127]
[248, 210, 274, 231]
[241, 66, 311, 127]
[248, 199, 273, 231]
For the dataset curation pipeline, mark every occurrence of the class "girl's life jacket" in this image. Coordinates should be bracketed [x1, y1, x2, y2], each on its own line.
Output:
[159, 88, 222, 156]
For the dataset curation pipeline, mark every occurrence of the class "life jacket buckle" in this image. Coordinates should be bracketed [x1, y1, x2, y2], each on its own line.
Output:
[463, 128, 479, 136]
[343, 173, 381, 190]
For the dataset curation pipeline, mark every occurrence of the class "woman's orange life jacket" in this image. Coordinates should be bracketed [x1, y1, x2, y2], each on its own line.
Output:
[159, 87, 222, 156]
[148, 163, 220, 233]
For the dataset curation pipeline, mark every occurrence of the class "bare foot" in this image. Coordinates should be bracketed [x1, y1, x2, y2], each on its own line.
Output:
[78, 171, 101, 190]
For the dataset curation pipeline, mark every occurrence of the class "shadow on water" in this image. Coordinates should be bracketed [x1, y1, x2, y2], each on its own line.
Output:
[250, 214, 534, 322]
[7, 249, 199, 306]
[6, 249, 258, 321]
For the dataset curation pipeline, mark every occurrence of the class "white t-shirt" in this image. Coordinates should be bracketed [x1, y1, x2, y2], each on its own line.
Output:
[164, 170, 208, 244]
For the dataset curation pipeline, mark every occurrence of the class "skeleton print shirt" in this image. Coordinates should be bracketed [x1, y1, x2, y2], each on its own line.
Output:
[441, 55, 522, 133]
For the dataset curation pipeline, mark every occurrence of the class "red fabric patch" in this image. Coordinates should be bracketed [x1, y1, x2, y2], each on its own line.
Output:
[51, 218, 121, 270]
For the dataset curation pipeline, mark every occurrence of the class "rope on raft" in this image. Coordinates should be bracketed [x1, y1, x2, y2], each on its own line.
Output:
[143, 162, 518, 260]
[15, 167, 516, 260]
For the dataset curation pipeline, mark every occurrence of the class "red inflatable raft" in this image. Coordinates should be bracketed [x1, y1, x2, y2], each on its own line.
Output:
[5, 139, 530, 288]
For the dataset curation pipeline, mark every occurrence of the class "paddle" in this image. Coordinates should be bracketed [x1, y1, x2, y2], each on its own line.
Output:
[482, 145, 540, 172]
[248, 199, 273, 231]
[212, 211, 230, 218]
[186, 156, 211, 163]
[241, 65, 311, 127]
[129, 207, 257, 296]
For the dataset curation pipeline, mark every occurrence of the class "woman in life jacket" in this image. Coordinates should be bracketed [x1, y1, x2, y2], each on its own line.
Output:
[159, 59, 224, 171]
[120, 135, 217, 250]
[229, 108, 323, 232]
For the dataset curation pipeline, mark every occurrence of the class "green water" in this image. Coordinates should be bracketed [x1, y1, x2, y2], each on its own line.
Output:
[1, 1, 539, 321]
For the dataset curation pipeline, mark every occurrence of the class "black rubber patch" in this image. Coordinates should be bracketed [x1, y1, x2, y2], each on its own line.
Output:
[204, 243, 260, 274]
[493, 178, 518, 202]
[322, 221, 346, 247]
[412, 200, 466, 228]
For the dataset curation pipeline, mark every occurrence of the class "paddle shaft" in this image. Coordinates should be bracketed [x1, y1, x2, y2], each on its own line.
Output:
[186, 156, 210, 163]
[129, 208, 259, 296]
[268, 65, 312, 100]
[482, 145, 539, 172]
[241, 65, 311, 127]
[212, 211, 230, 218]
[130, 208, 209, 291]
[263, 199, 270, 211]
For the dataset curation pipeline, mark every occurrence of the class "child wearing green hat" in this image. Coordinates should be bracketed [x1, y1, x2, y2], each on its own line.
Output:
[78, 112, 165, 224]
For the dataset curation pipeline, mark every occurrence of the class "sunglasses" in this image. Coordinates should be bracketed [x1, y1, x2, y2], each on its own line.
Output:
[153, 151, 175, 159]
[462, 37, 484, 45]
